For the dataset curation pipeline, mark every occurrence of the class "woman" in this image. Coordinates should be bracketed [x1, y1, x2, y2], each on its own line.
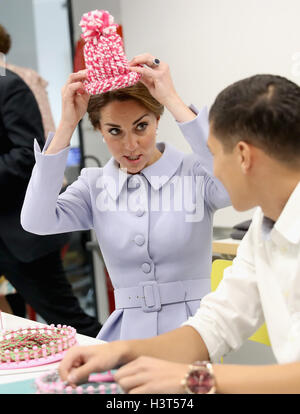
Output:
[21, 54, 230, 341]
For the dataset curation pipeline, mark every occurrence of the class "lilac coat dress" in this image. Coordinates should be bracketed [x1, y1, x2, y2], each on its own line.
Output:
[21, 106, 230, 341]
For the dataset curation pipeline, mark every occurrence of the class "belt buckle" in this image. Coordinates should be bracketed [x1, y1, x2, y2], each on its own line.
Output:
[139, 281, 161, 313]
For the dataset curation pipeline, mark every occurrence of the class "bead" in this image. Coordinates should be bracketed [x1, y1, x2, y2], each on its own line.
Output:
[33, 346, 38, 359]
[23, 347, 29, 361]
[76, 386, 83, 394]
[99, 384, 106, 394]
[42, 344, 47, 357]
[14, 349, 19, 362]
[57, 339, 63, 352]
[66, 386, 73, 394]
[4, 350, 10, 362]
[86, 385, 94, 394]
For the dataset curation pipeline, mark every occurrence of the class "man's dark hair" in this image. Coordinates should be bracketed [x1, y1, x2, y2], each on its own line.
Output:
[209, 74, 300, 166]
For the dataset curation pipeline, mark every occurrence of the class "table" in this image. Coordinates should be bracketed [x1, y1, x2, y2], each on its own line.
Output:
[212, 238, 240, 256]
[0, 312, 103, 389]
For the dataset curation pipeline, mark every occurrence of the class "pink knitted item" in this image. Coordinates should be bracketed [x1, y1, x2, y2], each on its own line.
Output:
[79, 10, 141, 95]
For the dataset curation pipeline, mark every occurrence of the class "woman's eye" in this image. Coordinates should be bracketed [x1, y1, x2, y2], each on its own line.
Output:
[109, 128, 121, 136]
[136, 122, 148, 131]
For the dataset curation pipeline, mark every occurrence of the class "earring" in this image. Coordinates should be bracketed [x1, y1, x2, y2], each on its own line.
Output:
[102, 136, 105, 143]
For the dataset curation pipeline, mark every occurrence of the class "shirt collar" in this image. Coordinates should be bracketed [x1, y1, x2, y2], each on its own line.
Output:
[269, 181, 300, 245]
[101, 142, 184, 201]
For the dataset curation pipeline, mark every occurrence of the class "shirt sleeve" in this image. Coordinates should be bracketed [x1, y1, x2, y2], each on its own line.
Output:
[21, 133, 93, 235]
[181, 218, 264, 362]
[177, 105, 230, 211]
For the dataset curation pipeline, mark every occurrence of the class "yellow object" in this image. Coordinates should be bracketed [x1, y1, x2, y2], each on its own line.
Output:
[211, 259, 271, 346]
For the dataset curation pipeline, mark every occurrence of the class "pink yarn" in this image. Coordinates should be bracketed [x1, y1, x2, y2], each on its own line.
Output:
[79, 10, 141, 95]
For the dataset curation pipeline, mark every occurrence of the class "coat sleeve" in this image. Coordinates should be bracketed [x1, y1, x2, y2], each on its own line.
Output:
[0, 73, 45, 197]
[181, 213, 264, 362]
[21, 134, 93, 235]
[177, 105, 231, 211]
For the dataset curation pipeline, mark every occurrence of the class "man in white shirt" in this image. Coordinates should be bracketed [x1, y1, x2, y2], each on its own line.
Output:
[59, 69, 300, 393]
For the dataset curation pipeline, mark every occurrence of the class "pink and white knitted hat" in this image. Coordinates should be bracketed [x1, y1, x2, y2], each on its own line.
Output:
[79, 10, 141, 95]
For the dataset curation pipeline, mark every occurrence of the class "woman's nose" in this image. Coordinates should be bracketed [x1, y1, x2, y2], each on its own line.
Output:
[125, 134, 138, 152]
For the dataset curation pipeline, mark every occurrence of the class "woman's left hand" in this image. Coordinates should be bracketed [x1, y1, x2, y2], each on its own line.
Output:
[129, 53, 180, 107]
[114, 356, 189, 394]
[129, 53, 196, 123]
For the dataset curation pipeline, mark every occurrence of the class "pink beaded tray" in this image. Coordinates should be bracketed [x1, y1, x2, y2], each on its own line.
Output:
[0, 324, 77, 369]
[35, 369, 123, 394]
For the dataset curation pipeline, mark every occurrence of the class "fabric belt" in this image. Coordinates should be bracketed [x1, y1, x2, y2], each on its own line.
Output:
[114, 279, 210, 313]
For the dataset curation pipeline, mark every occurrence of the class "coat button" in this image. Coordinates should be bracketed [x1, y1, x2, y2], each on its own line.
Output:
[128, 177, 141, 188]
[136, 208, 145, 217]
[134, 235, 145, 246]
[141, 262, 151, 273]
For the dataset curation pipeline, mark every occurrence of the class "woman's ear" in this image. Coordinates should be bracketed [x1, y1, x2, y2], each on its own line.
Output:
[96, 124, 106, 143]
[155, 116, 160, 130]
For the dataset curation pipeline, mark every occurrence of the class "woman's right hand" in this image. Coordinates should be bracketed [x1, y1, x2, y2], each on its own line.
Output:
[60, 70, 90, 130]
[58, 341, 129, 386]
[45, 70, 90, 154]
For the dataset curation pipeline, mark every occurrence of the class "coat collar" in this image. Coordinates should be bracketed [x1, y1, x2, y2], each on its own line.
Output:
[101, 142, 184, 201]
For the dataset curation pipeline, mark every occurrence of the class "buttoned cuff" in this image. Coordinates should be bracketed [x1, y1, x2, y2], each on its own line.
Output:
[176, 105, 210, 155]
[176, 104, 208, 133]
[33, 132, 70, 179]
[33, 132, 71, 156]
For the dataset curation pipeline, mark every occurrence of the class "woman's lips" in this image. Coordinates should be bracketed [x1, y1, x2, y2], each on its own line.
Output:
[124, 154, 143, 164]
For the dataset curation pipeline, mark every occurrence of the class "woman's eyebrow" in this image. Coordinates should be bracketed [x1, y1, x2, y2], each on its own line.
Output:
[132, 113, 149, 125]
[104, 122, 121, 127]
[104, 113, 149, 128]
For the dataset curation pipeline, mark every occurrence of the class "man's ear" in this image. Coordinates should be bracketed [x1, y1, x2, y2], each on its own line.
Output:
[235, 141, 253, 174]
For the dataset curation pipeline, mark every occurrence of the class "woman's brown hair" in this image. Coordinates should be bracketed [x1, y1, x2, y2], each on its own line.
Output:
[0, 24, 11, 55]
[87, 82, 164, 130]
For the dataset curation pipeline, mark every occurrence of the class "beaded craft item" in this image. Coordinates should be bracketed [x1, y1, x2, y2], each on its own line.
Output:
[0, 324, 77, 369]
[79, 9, 141, 95]
[35, 370, 123, 394]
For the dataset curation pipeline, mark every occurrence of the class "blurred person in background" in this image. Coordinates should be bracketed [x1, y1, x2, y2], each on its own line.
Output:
[0, 23, 101, 337]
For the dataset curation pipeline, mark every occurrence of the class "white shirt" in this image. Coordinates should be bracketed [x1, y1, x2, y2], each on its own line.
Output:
[182, 181, 300, 364]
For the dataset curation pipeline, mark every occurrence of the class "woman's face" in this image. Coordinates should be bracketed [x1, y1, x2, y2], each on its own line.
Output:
[99, 99, 161, 174]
